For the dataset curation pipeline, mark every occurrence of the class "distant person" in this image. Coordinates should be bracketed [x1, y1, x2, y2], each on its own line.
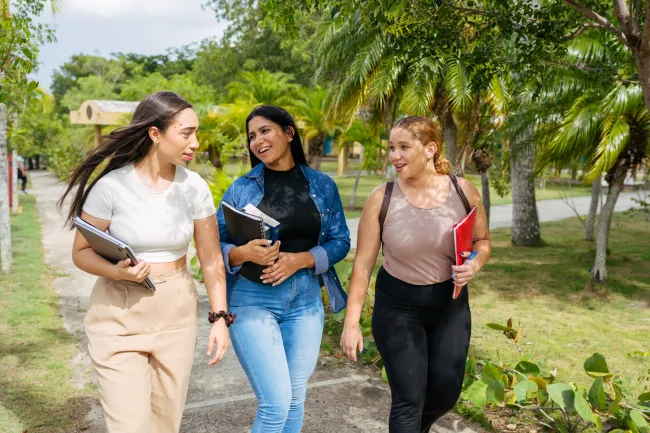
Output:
[217, 105, 350, 433]
[341, 116, 491, 432]
[58, 91, 231, 433]
[16, 155, 27, 193]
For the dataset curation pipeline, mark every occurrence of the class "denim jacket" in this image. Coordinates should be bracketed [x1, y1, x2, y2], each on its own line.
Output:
[217, 163, 351, 313]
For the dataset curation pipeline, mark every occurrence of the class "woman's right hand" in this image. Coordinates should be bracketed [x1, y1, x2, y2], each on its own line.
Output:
[241, 239, 280, 266]
[341, 323, 364, 362]
[113, 258, 151, 283]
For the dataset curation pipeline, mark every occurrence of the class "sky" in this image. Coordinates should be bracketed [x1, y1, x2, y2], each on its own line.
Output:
[34, 0, 228, 93]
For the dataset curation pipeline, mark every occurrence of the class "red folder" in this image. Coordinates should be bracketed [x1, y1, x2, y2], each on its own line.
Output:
[452, 206, 477, 299]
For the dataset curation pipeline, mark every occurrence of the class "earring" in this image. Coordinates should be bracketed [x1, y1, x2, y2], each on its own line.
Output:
[155, 141, 159, 146]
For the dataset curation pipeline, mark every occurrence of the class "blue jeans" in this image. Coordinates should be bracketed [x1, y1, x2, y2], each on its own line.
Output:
[228, 270, 325, 433]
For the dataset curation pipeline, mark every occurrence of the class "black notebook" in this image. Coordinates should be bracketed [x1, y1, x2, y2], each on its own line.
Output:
[221, 202, 279, 282]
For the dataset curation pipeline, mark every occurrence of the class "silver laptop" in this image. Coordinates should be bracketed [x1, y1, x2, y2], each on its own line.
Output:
[73, 216, 156, 291]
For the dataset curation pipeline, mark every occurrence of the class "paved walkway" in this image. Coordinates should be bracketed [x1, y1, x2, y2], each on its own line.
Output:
[30, 172, 480, 433]
[346, 190, 640, 246]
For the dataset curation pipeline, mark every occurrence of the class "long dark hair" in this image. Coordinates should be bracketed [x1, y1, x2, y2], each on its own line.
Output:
[245, 105, 307, 168]
[58, 91, 192, 227]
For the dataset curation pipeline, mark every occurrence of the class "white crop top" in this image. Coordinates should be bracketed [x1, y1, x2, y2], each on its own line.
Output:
[82, 163, 216, 263]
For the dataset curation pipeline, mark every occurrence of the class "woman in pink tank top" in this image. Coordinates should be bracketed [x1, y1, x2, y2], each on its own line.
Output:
[341, 116, 491, 432]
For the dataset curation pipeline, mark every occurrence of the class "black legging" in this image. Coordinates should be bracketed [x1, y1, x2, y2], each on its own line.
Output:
[372, 267, 471, 433]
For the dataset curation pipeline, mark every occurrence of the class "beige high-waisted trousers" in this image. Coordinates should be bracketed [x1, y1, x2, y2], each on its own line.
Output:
[84, 268, 198, 433]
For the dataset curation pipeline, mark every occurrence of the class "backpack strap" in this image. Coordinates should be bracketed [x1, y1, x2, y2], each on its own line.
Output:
[448, 174, 471, 214]
[378, 181, 394, 245]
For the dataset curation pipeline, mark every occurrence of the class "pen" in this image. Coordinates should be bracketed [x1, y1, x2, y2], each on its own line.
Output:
[451, 251, 478, 279]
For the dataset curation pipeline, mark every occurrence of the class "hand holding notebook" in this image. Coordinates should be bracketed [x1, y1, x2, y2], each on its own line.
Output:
[451, 206, 477, 299]
[221, 202, 281, 281]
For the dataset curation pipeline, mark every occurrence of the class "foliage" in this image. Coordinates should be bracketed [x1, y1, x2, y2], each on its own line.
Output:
[7, 88, 60, 158]
[201, 0, 318, 90]
[44, 125, 88, 180]
[461, 319, 650, 433]
[0, 0, 55, 101]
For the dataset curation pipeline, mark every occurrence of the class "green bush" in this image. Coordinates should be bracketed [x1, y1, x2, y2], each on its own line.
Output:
[461, 319, 650, 433]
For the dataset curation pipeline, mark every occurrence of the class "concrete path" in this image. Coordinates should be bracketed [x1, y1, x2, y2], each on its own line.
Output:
[30, 172, 480, 433]
[346, 190, 641, 246]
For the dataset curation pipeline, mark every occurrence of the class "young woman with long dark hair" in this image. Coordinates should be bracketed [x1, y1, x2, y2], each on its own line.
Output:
[216, 105, 350, 433]
[60, 91, 231, 433]
[341, 116, 491, 433]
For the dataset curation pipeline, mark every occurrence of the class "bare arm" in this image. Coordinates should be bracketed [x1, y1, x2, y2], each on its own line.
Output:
[194, 216, 230, 366]
[340, 185, 385, 361]
[194, 216, 228, 313]
[344, 185, 385, 327]
[71, 211, 149, 282]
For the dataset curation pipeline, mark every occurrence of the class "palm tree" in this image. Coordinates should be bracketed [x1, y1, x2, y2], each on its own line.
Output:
[226, 70, 298, 107]
[314, 21, 475, 175]
[546, 84, 649, 283]
[537, 30, 649, 283]
[292, 86, 340, 170]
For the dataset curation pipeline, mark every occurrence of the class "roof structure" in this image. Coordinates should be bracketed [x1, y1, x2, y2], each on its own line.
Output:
[70, 100, 139, 126]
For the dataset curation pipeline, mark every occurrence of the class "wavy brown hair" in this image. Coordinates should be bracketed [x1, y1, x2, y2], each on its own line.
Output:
[58, 91, 192, 227]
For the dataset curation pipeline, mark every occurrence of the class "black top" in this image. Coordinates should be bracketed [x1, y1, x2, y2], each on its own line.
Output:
[239, 164, 321, 280]
[258, 164, 321, 252]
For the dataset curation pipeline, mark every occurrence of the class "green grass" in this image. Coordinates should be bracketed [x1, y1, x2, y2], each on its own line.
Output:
[469, 211, 650, 395]
[335, 174, 594, 219]
[0, 196, 93, 432]
[318, 158, 361, 174]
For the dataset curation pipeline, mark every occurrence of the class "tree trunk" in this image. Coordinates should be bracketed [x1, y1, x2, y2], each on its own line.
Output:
[342, 144, 349, 173]
[0, 102, 11, 272]
[590, 165, 627, 283]
[480, 169, 491, 228]
[635, 55, 650, 114]
[443, 115, 461, 176]
[208, 146, 222, 169]
[511, 130, 541, 246]
[585, 179, 601, 242]
[381, 101, 395, 178]
[337, 141, 346, 176]
[35, 154, 40, 170]
[348, 169, 363, 211]
[307, 133, 324, 171]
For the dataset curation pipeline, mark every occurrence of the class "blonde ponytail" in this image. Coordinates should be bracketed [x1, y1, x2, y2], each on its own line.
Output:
[433, 154, 451, 175]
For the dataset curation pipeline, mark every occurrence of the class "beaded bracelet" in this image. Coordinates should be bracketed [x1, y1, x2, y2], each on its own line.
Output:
[208, 311, 236, 327]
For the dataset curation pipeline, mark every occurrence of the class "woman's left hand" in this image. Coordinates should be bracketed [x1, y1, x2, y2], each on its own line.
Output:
[451, 251, 478, 288]
[261, 252, 305, 286]
[206, 321, 230, 366]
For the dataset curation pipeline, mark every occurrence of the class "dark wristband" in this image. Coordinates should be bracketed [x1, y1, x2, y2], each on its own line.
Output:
[208, 311, 236, 327]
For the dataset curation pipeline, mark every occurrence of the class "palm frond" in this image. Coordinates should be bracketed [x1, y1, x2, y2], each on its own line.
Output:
[586, 114, 630, 181]
[443, 57, 472, 114]
[401, 57, 443, 115]
[547, 95, 602, 159]
[567, 33, 608, 65]
[367, 56, 405, 106]
[600, 84, 645, 119]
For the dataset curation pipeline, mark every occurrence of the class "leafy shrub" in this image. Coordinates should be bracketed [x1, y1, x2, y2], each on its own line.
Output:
[461, 319, 650, 433]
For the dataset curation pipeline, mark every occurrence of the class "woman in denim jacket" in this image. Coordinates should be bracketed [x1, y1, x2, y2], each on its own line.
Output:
[217, 105, 350, 433]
